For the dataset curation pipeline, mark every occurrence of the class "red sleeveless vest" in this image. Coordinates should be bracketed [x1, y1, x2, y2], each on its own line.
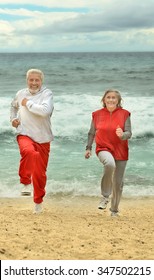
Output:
[92, 107, 130, 160]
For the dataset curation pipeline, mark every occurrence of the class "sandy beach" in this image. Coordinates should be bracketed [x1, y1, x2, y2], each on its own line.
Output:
[0, 196, 154, 260]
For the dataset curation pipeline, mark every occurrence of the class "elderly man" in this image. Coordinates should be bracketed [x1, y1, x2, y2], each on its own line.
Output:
[10, 69, 54, 214]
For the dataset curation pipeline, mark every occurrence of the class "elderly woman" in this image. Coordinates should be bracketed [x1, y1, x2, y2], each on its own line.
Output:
[85, 89, 132, 217]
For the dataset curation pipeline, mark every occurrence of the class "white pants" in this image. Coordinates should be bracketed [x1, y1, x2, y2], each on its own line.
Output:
[98, 151, 127, 212]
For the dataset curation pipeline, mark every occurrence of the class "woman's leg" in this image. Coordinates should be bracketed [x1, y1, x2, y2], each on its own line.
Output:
[110, 160, 127, 213]
[98, 151, 116, 198]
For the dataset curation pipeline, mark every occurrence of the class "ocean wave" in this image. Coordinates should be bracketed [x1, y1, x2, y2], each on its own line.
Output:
[126, 68, 154, 74]
[0, 94, 154, 143]
[1, 128, 154, 144]
[133, 132, 154, 140]
[0, 130, 15, 139]
[1, 178, 154, 198]
[74, 66, 85, 71]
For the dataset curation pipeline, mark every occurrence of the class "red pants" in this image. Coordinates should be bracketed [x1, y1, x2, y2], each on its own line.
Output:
[17, 135, 50, 204]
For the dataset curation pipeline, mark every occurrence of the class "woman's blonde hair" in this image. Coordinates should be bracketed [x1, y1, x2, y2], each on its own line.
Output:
[26, 68, 44, 81]
[101, 89, 123, 108]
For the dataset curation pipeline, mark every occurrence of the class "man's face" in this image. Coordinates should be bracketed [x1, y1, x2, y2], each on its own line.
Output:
[27, 73, 42, 94]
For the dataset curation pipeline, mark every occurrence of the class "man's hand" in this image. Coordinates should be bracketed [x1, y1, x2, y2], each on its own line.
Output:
[21, 98, 28, 106]
[12, 119, 20, 128]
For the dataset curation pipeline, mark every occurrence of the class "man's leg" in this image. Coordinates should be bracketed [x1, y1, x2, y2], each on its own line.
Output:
[32, 142, 50, 204]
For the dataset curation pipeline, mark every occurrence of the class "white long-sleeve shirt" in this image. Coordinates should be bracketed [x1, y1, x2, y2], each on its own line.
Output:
[10, 86, 54, 143]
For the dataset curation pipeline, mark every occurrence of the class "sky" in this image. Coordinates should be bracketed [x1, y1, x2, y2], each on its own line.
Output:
[0, 0, 154, 52]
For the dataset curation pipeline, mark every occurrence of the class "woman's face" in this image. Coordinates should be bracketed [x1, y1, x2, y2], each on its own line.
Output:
[103, 91, 119, 112]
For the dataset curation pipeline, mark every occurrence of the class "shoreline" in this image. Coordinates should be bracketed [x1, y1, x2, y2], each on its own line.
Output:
[0, 196, 154, 260]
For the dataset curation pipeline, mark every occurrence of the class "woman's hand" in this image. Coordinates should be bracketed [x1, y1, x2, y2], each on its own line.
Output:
[85, 150, 92, 159]
[116, 126, 124, 138]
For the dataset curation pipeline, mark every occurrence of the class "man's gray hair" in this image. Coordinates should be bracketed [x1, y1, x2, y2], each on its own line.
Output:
[26, 69, 44, 81]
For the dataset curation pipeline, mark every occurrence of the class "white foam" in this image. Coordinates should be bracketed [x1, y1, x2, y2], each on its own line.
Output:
[0, 94, 153, 139]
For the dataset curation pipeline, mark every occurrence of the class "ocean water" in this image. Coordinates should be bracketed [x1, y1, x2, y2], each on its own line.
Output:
[0, 52, 154, 198]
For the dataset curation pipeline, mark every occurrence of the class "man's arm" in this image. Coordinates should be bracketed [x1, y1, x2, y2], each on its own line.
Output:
[22, 89, 54, 117]
[10, 94, 20, 127]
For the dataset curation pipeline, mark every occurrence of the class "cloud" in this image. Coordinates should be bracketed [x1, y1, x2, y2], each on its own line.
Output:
[0, 0, 154, 52]
[0, 20, 14, 34]
[0, 0, 88, 8]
